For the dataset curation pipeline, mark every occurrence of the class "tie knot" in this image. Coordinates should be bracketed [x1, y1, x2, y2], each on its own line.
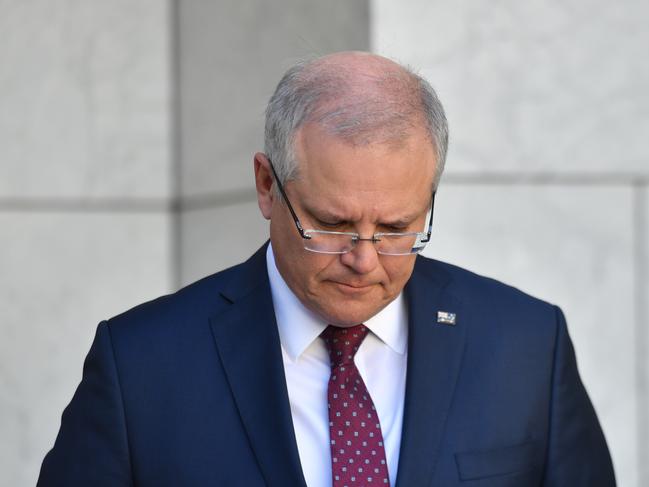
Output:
[321, 324, 369, 367]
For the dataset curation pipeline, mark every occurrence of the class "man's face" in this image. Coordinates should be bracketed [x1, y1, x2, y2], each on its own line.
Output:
[257, 123, 436, 327]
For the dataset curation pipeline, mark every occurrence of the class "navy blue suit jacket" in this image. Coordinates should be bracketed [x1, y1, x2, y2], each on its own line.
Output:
[38, 244, 615, 486]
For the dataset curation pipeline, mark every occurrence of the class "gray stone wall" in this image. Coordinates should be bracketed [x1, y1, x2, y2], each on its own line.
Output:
[0, 2, 173, 486]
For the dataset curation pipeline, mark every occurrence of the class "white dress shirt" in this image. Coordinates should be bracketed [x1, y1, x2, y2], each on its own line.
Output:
[266, 244, 408, 487]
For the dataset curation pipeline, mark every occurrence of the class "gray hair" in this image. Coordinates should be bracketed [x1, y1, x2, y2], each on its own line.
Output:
[264, 56, 449, 190]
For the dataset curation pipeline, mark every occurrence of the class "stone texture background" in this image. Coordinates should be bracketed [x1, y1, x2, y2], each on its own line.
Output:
[0, 2, 173, 486]
[1, 1, 645, 486]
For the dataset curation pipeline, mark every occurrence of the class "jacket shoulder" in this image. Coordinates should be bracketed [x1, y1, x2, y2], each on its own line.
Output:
[414, 256, 559, 325]
[105, 258, 251, 339]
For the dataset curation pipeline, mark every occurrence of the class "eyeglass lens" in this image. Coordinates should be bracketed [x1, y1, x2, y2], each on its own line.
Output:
[303, 231, 422, 255]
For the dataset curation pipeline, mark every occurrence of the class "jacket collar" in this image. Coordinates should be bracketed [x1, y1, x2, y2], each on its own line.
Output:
[395, 256, 467, 487]
[209, 242, 308, 487]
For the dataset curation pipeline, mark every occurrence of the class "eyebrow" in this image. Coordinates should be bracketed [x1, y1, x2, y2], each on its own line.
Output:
[382, 217, 416, 227]
[302, 205, 347, 222]
[302, 204, 419, 227]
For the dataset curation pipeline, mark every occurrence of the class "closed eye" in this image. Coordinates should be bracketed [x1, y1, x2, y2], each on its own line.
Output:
[379, 222, 411, 233]
[315, 219, 347, 229]
[385, 225, 408, 232]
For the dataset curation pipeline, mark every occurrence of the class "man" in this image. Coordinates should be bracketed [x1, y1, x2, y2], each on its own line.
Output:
[38, 52, 615, 486]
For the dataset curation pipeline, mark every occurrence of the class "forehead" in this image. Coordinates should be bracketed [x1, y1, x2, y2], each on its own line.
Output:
[292, 123, 435, 214]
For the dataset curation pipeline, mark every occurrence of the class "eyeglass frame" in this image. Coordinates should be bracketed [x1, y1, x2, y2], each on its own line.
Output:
[267, 158, 436, 255]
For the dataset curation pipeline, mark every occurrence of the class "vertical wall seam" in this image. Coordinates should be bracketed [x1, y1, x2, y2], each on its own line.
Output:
[634, 181, 648, 487]
[169, 0, 182, 291]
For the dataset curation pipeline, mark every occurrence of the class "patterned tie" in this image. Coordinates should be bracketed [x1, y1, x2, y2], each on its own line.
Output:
[321, 324, 390, 487]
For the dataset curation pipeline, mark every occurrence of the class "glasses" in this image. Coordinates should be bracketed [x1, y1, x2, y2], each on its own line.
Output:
[268, 159, 436, 256]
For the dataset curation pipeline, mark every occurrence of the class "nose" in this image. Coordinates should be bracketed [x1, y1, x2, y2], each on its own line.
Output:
[339, 238, 379, 274]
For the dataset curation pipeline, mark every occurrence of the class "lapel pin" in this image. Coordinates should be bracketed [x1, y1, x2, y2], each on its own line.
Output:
[437, 311, 456, 326]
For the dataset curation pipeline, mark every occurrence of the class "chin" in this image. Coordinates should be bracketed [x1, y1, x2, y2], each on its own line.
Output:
[302, 285, 391, 326]
[318, 303, 383, 327]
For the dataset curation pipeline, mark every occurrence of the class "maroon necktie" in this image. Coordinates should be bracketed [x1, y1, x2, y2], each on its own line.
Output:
[321, 324, 390, 486]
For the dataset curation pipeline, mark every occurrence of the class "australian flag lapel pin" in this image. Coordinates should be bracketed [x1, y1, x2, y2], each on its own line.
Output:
[437, 311, 456, 326]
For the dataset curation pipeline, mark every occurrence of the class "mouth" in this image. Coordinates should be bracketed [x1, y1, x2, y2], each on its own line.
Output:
[330, 280, 377, 294]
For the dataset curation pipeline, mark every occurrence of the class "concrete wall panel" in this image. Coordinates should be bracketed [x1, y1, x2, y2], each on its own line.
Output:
[372, 0, 649, 176]
[180, 199, 268, 285]
[0, 0, 171, 199]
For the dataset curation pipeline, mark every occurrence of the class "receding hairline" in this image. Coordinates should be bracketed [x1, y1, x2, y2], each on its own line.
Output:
[300, 51, 413, 80]
[296, 54, 434, 147]
[264, 51, 449, 190]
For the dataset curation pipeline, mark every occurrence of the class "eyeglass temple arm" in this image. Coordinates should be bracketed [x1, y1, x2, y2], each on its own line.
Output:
[267, 159, 311, 239]
[420, 191, 436, 243]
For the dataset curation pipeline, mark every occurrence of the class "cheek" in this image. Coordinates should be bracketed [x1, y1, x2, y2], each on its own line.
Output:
[382, 258, 416, 286]
[309, 254, 341, 283]
[285, 251, 339, 293]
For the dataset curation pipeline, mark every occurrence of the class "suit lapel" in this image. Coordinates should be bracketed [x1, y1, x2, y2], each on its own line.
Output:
[209, 246, 307, 487]
[395, 259, 467, 487]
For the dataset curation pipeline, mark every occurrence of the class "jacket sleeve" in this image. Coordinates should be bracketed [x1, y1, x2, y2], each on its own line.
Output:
[37, 321, 133, 487]
[542, 306, 616, 486]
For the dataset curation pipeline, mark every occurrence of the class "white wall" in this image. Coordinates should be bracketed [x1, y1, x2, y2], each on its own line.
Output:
[0, 2, 173, 486]
[372, 1, 649, 485]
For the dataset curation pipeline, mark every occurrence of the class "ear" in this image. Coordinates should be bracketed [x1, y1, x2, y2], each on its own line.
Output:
[254, 152, 275, 220]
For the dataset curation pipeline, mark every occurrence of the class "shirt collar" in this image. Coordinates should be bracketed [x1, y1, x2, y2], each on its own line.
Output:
[266, 243, 408, 362]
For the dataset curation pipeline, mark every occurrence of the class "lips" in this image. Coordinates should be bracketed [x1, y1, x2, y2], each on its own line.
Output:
[331, 279, 375, 287]
[330, 280, 377, 293]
